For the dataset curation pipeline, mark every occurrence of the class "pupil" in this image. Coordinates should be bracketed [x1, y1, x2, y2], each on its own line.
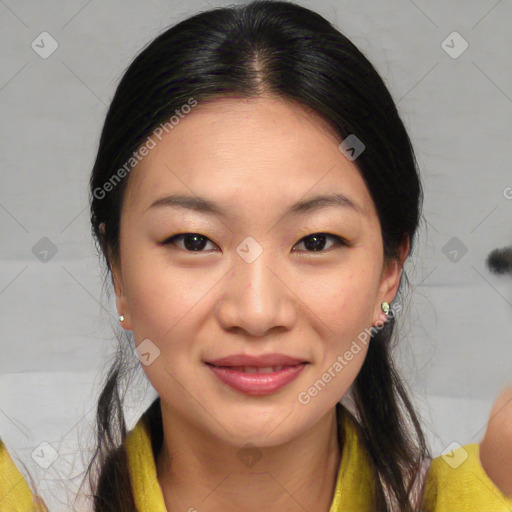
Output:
[181, 234, 328, 252]
[184, 234, 207, 251]
[304, 234, 326, 251]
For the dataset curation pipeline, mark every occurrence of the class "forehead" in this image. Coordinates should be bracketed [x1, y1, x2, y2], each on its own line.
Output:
[123, 96, 376, 219]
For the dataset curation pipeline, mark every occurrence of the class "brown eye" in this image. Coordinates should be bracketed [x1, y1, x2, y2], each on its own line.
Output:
[162, 233, 216, 252]
[293, 233, 348, 252]
[161, 232, 349, 254]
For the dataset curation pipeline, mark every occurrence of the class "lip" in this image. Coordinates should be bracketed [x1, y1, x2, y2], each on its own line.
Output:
[206, 362, 308, 396]
[205, 353, 308, 367]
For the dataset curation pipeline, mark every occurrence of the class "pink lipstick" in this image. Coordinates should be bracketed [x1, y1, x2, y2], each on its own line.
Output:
[204, 353, 308, 396]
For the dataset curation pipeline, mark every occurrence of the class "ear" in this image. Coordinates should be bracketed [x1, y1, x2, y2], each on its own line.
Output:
[100, 222, 133, 331]
[373, 234, 410, 326]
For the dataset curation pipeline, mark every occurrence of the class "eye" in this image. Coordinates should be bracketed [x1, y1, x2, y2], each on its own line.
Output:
[161, 232, 350, 253]
[293, 233, 349, 253]
[161, 233, 217, 252]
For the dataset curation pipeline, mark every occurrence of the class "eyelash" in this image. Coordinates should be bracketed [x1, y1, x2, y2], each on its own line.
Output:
[160, 232, 350, 254]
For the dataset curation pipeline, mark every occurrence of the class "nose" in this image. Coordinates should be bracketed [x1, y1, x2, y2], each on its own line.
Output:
[215, 246, 297, 338]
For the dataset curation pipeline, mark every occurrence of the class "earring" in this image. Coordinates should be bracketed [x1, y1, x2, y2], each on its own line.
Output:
[119, 314, 125, 322]
[381, 302, 390, 315]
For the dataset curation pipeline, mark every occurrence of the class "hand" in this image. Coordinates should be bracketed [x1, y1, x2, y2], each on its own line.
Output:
[479, 386, 512, 496]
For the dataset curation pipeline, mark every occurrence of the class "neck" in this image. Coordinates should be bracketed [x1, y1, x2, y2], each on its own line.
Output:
[155, 404, 343, 512]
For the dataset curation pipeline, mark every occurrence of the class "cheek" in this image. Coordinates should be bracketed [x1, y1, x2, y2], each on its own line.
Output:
[123, 260, 200, 386]
[309, 269, 378, 373]
[122, 255, 190, 337]
[320, 270, 377, 327]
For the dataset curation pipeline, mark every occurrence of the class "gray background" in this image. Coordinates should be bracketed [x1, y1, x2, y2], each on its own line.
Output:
[1, 0, 511, 509]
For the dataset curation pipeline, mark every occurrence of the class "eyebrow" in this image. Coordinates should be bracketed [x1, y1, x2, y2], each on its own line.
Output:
[144, 192, 365, 218]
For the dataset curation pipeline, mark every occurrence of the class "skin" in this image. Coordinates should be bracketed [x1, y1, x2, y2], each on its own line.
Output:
[108, 95, 408, 511]
[480, 386, 512, 496]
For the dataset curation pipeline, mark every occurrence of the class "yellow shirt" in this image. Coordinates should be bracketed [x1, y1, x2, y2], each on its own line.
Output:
[1, 410, 511, 511]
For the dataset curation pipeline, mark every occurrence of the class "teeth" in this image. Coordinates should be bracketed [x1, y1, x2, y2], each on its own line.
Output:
[231, 365, 287, 373]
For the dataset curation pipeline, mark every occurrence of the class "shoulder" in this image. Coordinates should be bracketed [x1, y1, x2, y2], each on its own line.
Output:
[424, 442, 512, 511]
[0, 438, 48, 511]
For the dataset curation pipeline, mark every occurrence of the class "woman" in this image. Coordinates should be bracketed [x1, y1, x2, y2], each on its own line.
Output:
[1, 1, 511, 510]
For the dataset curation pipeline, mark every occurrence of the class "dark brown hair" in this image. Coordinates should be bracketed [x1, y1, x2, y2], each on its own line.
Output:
[83, 1, 432, 510]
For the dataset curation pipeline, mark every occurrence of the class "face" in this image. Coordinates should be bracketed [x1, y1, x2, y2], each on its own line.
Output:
[110, 96, 404, 447]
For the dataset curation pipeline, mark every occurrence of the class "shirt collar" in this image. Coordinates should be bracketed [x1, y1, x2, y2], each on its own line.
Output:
[124, 405, 375, 511]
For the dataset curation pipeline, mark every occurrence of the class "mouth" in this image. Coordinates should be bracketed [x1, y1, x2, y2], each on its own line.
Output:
[204, 353, 309, 368]
[205, 363, 305, 373]
[204, 360, 309, 395]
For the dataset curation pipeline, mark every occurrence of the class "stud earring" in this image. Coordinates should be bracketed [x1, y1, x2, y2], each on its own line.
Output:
[119, 314, 125, 322]
[381, 302, 390, 314]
